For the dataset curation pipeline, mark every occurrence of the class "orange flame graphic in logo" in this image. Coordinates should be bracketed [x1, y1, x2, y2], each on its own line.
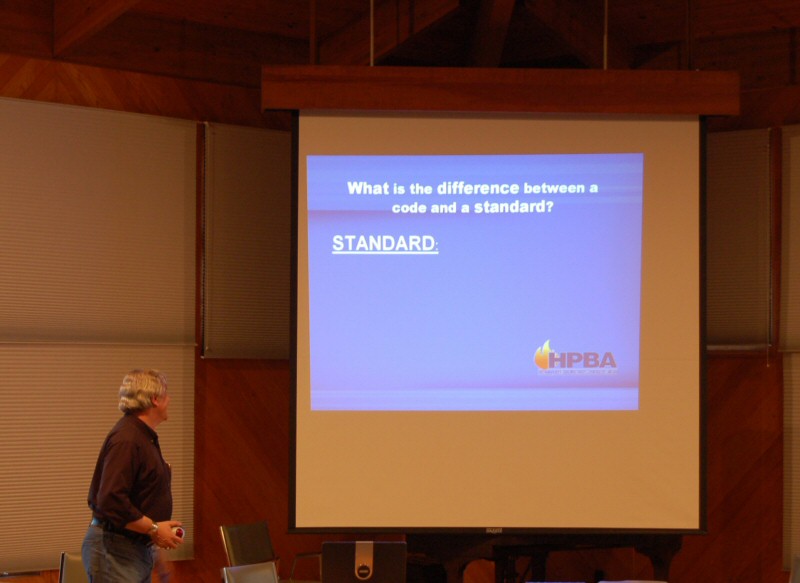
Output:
[534, 340, 553, 370]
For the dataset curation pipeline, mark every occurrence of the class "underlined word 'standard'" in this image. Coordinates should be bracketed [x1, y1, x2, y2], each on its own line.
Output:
[332, 234, 439, 255]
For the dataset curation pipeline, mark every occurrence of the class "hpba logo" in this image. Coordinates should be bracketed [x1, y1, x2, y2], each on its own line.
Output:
[534, 339, 617, 373]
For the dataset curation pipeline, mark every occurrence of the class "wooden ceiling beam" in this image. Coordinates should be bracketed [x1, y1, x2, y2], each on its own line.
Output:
[318, 0, 459, 65]
[54, 0, 142, 55]
[526, 0, 632, 69]
[55, 13, 308, 87]
[470, 0, 516, 67]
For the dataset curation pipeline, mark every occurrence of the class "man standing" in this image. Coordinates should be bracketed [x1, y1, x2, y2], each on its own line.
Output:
[82, 369, 184, 582]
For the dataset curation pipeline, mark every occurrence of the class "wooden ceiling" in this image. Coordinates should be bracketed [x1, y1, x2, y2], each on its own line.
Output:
[1, 0, 798, 96]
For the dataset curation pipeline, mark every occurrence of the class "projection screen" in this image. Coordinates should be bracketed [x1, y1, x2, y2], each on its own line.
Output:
[293, 111, 703, 532]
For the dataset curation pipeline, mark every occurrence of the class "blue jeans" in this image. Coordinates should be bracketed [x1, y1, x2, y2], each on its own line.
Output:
[82, 524, 155, 583]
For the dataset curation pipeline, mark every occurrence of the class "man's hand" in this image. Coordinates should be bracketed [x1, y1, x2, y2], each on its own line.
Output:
[151, 520, 184, 550]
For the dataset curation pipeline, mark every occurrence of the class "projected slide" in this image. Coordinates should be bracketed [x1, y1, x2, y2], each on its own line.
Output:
[306, 154, 643, 411]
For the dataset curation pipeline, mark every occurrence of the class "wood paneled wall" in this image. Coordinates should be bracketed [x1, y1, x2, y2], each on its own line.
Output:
[179, 359, 336, 583]
[0, 54, 789, 583]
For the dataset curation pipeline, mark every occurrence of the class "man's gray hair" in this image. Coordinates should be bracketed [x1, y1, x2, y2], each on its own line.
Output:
[118, 369, 168, 414]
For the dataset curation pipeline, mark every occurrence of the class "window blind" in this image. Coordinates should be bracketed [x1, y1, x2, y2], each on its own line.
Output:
[0, 97, 196, 572]
[203, 122, 291, 358]
[782, 125, 800, 566]
[781, 126, 800, 350]
[705, 128, 772, 347]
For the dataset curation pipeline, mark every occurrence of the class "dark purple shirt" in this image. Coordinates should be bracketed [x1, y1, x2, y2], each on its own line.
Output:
[87, 414, 173, 529]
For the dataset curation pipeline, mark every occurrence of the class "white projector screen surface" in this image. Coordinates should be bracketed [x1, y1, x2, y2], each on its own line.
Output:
[293, 112, 702, 532]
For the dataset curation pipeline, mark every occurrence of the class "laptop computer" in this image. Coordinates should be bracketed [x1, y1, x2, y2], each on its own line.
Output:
[322, 541, 407, 583]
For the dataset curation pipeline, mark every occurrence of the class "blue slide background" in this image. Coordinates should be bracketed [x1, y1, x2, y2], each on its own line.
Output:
[306, 154, 643, 411]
